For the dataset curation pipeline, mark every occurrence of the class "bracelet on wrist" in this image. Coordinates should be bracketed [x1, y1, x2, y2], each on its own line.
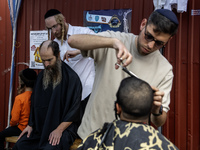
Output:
[152, 105, 163, 116]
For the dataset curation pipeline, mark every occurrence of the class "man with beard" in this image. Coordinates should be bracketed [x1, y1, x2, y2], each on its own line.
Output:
[44, 9, 95, 118]
[13, 40, 82, 150]
[67, 9, 179, 139]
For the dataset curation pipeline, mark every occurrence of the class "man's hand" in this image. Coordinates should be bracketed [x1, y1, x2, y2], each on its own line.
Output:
[63, 50, 81, 62]
[48, 128, 62, 146]
[48, 122, 72, 146]
[113, 39, 132, 69]
[151, 86, 164, 114]
[150, 86, 167, 127]
[18, 125, 33, 140]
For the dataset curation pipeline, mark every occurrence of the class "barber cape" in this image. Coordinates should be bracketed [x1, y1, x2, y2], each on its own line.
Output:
[28, 61, 82, 149]
[78, 120, 179, 150]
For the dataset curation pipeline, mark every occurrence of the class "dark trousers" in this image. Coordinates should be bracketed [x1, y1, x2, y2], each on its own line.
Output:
[0, 126, 21, 150]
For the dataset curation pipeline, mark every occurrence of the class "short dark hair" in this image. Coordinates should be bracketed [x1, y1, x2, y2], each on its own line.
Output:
[116, 77, 153, 119]
[148, 10, 178, 36]
[39, 40, 60, 57]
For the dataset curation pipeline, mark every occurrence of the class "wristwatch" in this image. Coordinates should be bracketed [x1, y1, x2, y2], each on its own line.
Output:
[152, 105, 163, 116]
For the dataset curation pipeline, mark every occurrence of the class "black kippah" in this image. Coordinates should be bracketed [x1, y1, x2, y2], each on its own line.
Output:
[19, 68, 37, 87]
[44, 9, 61, 19]
[156, 9, 179, 25]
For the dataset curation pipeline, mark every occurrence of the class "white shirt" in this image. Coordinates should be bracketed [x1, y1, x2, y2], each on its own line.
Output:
[54, 24, 95, 100]
[154, 0, 188, 13]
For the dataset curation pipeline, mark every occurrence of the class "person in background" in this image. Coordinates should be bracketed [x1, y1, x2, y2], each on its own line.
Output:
[78, 77, 179, 150]
[44, 9, 95, 118]
[13, 40, 82, 150]
[0, 68, 37, 150]
[68, 9, 179, 139]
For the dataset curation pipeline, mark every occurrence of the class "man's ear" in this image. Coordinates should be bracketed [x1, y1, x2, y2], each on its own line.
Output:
[140, 18, 147, 31]
[164, 36, 173, 47]
[116, 103, 122, 115]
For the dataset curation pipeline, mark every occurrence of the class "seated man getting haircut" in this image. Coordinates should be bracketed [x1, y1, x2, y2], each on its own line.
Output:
[78, 76, 179, 150]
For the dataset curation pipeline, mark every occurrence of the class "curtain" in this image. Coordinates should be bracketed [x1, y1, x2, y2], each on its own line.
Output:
[7, 0, 22, 127]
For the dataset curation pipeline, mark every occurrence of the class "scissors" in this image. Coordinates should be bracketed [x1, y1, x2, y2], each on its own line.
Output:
[115, 59, 138, 78]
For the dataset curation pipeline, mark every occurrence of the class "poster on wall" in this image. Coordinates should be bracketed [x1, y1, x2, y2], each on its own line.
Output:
[29, 30, 48, 69]
[83, 9, 132, 33]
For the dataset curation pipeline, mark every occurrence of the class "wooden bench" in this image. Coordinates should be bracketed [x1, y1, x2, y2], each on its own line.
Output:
[70, 138, 82, 150]
[5, 136, 18, 143]
[5, 136, 18, 150]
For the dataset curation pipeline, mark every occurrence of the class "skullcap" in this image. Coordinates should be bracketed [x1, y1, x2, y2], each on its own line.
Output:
[19, 68, 37, 87]
[156, 9, 179, 25]
[44, 9, 61, 19]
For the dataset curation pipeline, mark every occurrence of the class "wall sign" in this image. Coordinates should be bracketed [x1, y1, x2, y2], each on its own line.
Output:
[191, 9, 200, 16]
[84, 9, 132, 33]
[29, 30, 48, 69]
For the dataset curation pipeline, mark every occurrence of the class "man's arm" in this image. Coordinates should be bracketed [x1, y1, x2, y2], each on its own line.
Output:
[68, 34, 132, 68]
[151, 86, 166, 127]
[150, 70, 173, 127]
[151, 111, 167, 127]
[10, 98, 21, 126]
[48, 122, 72, 146]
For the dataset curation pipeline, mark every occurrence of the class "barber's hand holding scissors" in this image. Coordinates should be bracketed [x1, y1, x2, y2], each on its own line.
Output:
[112, 39, 132, 69]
